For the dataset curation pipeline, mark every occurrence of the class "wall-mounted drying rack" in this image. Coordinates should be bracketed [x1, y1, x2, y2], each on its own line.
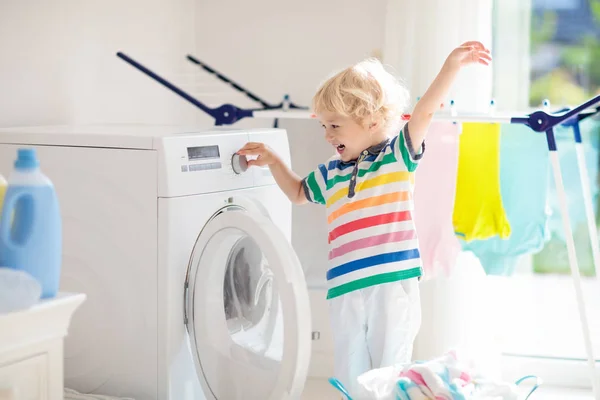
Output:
[116, 52, 308, 127]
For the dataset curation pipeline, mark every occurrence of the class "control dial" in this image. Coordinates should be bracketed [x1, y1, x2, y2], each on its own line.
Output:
[231, 153, 248, 174]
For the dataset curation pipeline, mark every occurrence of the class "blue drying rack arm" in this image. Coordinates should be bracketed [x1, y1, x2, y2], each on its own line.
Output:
[185, 54, 309, 112]
[185, 54, 275, 109]
[116, 52, 309, 126]
[511, 94, 600, 132]
[116, 52, 253, 125]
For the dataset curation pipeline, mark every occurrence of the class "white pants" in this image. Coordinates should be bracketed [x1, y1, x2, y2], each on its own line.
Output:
[328, 278, 422, 396]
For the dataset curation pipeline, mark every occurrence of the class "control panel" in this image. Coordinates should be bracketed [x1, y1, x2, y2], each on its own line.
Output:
[157, 128, 289, 198]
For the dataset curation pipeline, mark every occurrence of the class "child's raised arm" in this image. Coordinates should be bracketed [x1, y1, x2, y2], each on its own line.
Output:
[408, 41, 491, 150]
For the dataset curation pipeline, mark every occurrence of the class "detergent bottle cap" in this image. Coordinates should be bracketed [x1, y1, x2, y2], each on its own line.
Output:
[15, 148, 40, 170]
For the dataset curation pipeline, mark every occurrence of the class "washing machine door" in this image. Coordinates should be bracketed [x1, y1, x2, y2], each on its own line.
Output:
[185, 207, 311, 400]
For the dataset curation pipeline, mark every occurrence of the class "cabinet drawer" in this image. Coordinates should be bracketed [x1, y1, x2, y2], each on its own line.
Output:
[0, 354, 48, 400]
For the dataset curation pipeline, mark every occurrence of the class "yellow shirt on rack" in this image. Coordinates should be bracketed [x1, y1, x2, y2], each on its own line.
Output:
[452, 122, 511, 242]
[0, 175, 6, 217]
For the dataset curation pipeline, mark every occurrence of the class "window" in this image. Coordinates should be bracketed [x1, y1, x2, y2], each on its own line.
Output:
[492, 0, 600, 388]
[530, 0, 600, 106]
[536, 0, 580, 10]
[495, 0, 600, 108]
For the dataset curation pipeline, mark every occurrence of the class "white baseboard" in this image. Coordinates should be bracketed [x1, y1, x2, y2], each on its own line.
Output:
[501, 354, 600, 389]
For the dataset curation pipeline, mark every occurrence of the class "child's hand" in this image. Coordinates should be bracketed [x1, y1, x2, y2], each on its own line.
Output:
[237, 142, 279, 167]
[445, 41, 491, 69]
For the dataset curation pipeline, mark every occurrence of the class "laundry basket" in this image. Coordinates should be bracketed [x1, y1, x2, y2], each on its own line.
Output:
[328, 372, 542, 400]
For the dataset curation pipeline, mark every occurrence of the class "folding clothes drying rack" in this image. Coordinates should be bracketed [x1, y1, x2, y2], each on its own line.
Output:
[116, 52, 600, 398]
[116, 52, 309, 127]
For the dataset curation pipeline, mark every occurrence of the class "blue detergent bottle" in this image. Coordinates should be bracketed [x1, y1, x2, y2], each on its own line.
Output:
[0, 149, 62, 298]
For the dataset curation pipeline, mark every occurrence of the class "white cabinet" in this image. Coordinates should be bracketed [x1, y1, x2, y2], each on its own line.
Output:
[0, 293, 85, 400]
[0, 354, 49, 400]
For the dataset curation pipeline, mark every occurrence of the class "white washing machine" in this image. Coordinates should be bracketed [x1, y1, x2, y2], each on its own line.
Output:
[0, 125, 311, 400]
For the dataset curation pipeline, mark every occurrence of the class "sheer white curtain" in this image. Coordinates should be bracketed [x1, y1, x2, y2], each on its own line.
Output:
[492, 0, 532, 111]
[383, 0, 494, 112]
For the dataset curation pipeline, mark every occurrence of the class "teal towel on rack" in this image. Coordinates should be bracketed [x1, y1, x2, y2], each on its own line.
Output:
[462, 123, 551, 275]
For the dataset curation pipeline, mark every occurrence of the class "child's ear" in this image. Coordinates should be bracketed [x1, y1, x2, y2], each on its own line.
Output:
[368, 120, 379, 132]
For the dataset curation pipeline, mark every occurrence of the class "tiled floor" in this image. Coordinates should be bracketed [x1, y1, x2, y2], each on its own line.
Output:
[302, 379, 338, 399]
[301, 378, 595, 399]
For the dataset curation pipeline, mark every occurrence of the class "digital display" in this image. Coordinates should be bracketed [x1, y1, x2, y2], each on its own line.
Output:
[187, 145, 220, 160]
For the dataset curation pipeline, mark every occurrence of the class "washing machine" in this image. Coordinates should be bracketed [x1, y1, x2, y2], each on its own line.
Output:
[0, 125, 311, 400]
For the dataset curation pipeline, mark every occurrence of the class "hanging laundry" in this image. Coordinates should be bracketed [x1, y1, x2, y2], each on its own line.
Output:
[413, 122, 461, 279]
[452, 123, 511, 242]
[533, 118, 600, 276]
[463, 124, 551, 275]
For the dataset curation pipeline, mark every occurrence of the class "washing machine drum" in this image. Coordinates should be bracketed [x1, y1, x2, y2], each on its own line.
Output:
[185, 208, 311, 400]
[223, 236, 274, 336]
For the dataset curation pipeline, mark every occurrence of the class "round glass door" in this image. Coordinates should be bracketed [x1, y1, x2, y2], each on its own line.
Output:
[223, 233, 281, 360]
[185, 207, 310, 400]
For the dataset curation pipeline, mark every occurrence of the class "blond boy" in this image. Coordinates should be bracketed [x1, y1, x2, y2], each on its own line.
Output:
[238, 41, 491, 395]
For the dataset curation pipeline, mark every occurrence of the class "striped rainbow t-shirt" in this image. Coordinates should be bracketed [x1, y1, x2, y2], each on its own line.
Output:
[302, 125, 424, 299]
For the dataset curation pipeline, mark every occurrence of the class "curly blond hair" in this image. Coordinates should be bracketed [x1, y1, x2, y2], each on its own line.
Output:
[312, 58, 409, 130]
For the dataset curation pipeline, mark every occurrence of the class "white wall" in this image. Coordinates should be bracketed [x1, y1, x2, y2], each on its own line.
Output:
[193, 0, 386, 112]
[0, 0, 202, 127]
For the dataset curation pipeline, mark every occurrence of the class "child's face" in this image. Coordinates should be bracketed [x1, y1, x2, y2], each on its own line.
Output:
[318, 112, 376, 162]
